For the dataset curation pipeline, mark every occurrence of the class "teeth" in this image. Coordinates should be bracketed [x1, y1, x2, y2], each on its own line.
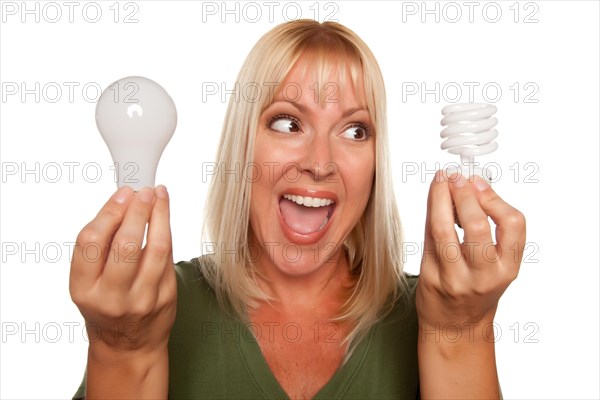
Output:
[283, 194, 334, 207]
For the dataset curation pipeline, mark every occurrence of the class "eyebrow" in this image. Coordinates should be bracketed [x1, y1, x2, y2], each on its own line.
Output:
[267, 101, 368, 119]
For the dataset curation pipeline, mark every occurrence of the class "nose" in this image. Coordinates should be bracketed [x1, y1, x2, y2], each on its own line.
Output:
[301, 130, 336, 182]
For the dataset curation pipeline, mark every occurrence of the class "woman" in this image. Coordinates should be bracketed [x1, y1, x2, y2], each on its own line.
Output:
[71, 20, 525, 399]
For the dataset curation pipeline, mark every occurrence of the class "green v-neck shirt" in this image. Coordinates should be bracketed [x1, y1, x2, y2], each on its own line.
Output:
[73, 257, 420, 399]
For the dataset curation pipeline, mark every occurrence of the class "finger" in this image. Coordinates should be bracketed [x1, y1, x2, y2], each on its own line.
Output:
[449, 174, 495, 266]
[474, 177, 526, 270]
[135, 185, 173, 291]
[423, 171, 463, 272]
[70, 186, 135, 294]
[103, 187, 156, 290]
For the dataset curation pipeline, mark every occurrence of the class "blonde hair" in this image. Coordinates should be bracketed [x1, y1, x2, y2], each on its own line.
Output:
[203, 20, 409, 357]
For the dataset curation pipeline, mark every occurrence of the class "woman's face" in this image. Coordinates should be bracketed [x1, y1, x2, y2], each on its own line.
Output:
[249, 55, 375, 277]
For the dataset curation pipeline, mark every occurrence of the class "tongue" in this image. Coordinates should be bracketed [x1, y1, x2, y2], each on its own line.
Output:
[279, 198, 330, 235]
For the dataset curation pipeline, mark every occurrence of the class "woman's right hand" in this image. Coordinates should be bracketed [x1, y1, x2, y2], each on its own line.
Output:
[69, 185, 176, 398]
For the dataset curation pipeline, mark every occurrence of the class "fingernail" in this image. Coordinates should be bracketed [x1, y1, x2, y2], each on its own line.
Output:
[451, 174, 466, 188]
[473, 176, 490, 191]
[138, 187, 154, 203]
[155, 185, 168, 200]
[113, 186, 131, 204]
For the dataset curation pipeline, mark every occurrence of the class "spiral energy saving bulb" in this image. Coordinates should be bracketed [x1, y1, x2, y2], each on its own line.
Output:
[440, 103, 498, 183]
[96, 76, 177, 191]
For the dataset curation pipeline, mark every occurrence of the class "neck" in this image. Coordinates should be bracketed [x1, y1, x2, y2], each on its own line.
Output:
[251, 242, 354, 313]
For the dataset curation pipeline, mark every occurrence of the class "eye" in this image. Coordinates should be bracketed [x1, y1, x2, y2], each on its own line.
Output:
[268, 114, 301, 134]
[341, 124, 370, 141]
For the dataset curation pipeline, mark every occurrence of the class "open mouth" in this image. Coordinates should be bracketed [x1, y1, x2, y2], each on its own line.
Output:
[278, 194, 336, 236]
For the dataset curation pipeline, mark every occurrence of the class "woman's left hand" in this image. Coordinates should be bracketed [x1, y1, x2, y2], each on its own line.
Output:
[416, 170, 527, 331]
[416, 170, 526, 397]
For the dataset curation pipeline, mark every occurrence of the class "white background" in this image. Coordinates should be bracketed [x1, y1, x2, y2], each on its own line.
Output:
[1, 1, 598, 398]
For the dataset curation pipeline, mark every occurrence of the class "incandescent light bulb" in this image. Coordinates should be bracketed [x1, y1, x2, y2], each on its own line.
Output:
[95, 76, 177, 191]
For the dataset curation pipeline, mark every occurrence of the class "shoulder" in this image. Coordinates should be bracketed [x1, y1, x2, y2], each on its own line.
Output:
[380, 272, 419, 329]
[347, 272, 420, 398]
[371, 271, 419, 349]
[169, 255, 229, 339]
[171, 255, 223, 315]
[173, 255, 216, 290]
[400, 272, 419, 306]
[404, 272, 419, 291]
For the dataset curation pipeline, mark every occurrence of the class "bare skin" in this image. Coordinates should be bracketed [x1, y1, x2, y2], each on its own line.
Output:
[69, 186, 176, 399]
[246, 56, 373, 399]
[69, 58, 525, 400]
[248, 248, 355, 399]
[417, 172, 526, 398]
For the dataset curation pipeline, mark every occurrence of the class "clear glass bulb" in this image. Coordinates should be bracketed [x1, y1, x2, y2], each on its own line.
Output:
[95, 76, 177, 191]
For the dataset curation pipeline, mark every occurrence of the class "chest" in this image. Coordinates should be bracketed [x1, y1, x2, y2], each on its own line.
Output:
[168, 298, 421, 400]
[250, 316, 349, 399]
